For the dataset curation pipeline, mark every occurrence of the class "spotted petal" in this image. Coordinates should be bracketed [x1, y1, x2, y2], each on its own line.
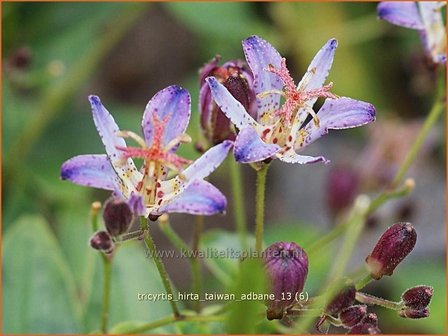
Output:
[378, 2, 424, 30]
[234, 127, 280, 163]
[142, 85, 191, 150]
[277, 151, 329, 165]
[243, 35, 283, 120]
[153, 179, 226, 216]
[61, 154, 120, 192]
[206, 76, 259, 130]
[419, 2, 446, 64]
[297, 38, 338, 94]
[89, 95, 141, 189]
[298, 97, 376, 150]
[159, 140, 233, 200]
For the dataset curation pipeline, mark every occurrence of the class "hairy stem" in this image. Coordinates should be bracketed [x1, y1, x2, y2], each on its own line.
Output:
[140, 217, 180, 318]
[191, 216, 203, 312]
[121, 314, 226, 334]
[100, 258, 112, 333]
[356, 292, 403, 310]
[255, 164, 270, 254]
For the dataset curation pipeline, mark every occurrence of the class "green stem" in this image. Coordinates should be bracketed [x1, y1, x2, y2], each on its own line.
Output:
[355, 273, 373, 291]
[122, 314, 226, 334]
[100, 258, 112, 333]
[191, 216, 203, 313]
[356, 292, 403, 310]
[140, 217, 180, 318]
[391, 68, 446, 188]
[255, 164, 270, 254]
[368, 179, 415, 215]
[229, 158, 248, 251]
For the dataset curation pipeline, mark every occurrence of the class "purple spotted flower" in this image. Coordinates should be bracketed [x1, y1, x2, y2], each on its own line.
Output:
[61, 85, 232, 218]
[378, 2, 446, 64]
[206, 35, 376, 164]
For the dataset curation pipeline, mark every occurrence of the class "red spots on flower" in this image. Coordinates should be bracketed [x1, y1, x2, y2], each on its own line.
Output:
[278, 127, 283, 133]
[136, 181, 143, 192]
[158, 199, 163, 206]
[261, 128, 271, 140]
[288, 135, 293, 142]
[156, 182, 161, 188]
[273, 138, 278, 144]
[146, 188, 151, 196]
[157, 190, 164, 198]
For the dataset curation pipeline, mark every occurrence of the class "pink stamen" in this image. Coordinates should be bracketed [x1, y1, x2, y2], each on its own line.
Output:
[266, 59, 337, 125]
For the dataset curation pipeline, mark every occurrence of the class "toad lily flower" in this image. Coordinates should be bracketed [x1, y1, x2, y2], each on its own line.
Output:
[61, 85, 232, 218]
[206, 35, 376, 164]
[378, 1, 446, 64]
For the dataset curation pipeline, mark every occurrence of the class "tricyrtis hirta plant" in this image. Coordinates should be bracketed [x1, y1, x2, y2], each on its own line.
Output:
[61, 85, 232, 218]
[206, 35, 376, 164]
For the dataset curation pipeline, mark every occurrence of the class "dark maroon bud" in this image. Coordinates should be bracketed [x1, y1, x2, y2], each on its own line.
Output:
[325, 280, 356, 315]
[339, 305, 368, 328]
[361, 313, 379, 326]
[347, 323, 381, 334]
[90, 231, 114, 254]
[148, 214, 160, 222]
[326, 166, 359, 218]
[263, 242, 308, 320]
[401, 285, 433, 310]
[399, 307, 430, 319]
[199, 57, 256, 146]
[103, 198, 133, 236]
[365, 222, 417, 280]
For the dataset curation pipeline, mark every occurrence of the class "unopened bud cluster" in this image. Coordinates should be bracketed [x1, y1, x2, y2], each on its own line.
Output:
[89, 198, 134, 255]
[399, 285, 433, 319]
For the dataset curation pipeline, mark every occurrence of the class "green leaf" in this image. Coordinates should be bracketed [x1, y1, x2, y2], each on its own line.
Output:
[84, 241, 176, 333]
[109, 320, 169, 334]
[201, 229, 254, 286]
[225, 257, 266, 334]
[2, 215, 81, 333]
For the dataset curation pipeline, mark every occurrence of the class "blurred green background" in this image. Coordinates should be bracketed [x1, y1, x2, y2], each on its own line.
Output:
[2, 2, 446, 334]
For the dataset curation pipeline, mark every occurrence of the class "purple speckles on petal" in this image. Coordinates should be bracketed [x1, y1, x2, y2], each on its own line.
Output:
[234, 127, 280, 163]
[142, 85, 191, 150]
[154, 179, 227, 216]
[60, 154, 119, 192]
[243, 35, 283, 120]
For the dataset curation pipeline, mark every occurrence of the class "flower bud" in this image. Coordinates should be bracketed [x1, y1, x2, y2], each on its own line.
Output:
[398, 307, 430, 319]
[263, 241, 308, 320]
[365, 222, 417, 280]
[326, 166, 359, 218]
[361, 313, 378, 326]
[339, 305, 368, 328]
[401, 285, 433, 310]
[199, 56, 256, 145]
[325, 280, 356, 315]
[90, 231, 114, 254]
[347, 323, 381, 334]
[103, 198, 133, 236]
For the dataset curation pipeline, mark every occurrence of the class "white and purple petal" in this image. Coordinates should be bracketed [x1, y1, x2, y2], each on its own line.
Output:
[141, 85, 191, 150]
[206, 76, 259, 130]
[299, 97, 376, 149]
[419, 2, 446, 64]
[234, 127, 280, 163]
[297, 38, 338, 93]
[128, 192, 145, 216]
[378, 2, 424, 30]
[158, 140, 233, 200]
[153, 179, 227, 216]
[60, 154, 120, 192]
[243, 35, 283, 120]
[276, 151, 329, 165]
[89, 95, 141, 189]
